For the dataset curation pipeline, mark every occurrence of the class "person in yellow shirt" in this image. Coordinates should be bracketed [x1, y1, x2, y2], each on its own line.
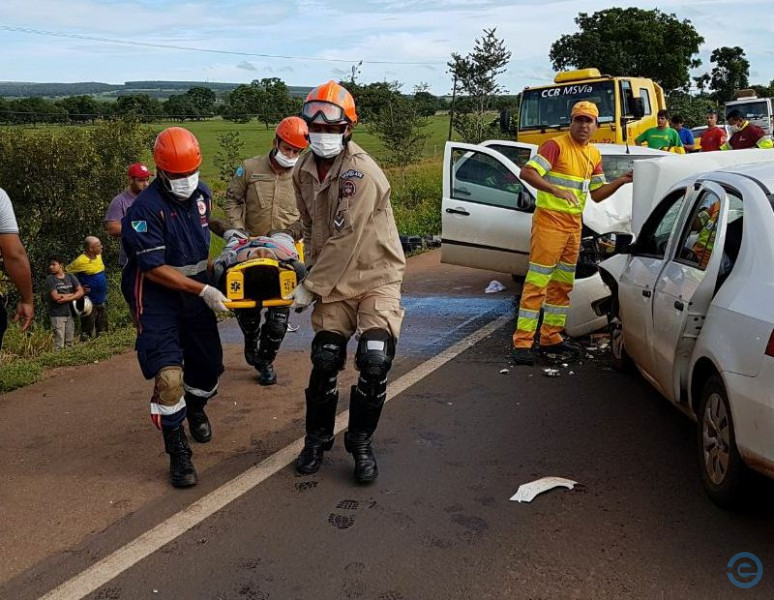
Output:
[513, 101, 633, 365]
[67, 236, 108, 338]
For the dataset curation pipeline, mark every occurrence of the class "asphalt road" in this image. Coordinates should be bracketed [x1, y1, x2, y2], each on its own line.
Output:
[3, 251, 774, 600]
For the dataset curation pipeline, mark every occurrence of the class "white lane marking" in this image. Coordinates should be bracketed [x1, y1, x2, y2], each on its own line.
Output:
[38, 313, 512, 600]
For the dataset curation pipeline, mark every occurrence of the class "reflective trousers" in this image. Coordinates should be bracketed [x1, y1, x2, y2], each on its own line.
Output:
[513, 209, 580, 349]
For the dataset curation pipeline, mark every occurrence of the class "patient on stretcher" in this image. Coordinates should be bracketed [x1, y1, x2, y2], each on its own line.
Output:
[209, 219, 306, 293]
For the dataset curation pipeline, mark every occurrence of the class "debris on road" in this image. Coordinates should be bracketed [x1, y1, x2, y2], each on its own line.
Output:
[542, 368, 560, 377]
[484, 280, 507, 294]
[500, 368, 509, 375]
[510, 477, 579, 503]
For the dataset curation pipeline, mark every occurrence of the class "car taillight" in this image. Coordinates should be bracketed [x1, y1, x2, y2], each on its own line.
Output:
[766, 330, 774, 357]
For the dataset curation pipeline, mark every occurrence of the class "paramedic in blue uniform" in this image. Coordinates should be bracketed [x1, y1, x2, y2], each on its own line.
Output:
[122, 127, 230, 488]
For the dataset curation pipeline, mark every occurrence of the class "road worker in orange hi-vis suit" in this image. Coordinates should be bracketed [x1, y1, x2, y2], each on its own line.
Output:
[513, 101, 633, 365]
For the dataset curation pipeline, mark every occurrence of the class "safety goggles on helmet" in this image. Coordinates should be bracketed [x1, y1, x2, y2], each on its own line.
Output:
[301, 101, 351, 124]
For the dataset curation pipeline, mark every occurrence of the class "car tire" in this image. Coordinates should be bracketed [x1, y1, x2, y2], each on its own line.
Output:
[697, 375, 747, 509]
[609, 319, 633, 373]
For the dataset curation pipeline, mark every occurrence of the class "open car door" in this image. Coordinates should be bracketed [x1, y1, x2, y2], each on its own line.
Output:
[441, 142, 537, 275]
[650, 181, 731, 402]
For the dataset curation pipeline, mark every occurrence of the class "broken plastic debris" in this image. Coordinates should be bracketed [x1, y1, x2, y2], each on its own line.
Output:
[569, 371, 575, 376]
[287, 323, 300, 333]
[561, 363, 569, 368]
[484, 280, 507, 294]
[510, 477, 579, 503]
[543, 368, 560, 377]
[586, 346, 598, 352]
[500, 368, 509, 374]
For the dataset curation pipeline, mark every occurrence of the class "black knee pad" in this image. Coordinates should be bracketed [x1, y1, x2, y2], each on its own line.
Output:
[261, 307, 289, 343]
[235, 308, 262, 338]
[354, 328, 395, 402]
[309, 331, 347, 398]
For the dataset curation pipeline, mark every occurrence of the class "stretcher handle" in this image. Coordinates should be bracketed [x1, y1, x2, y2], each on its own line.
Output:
[223, 298, 293, 310]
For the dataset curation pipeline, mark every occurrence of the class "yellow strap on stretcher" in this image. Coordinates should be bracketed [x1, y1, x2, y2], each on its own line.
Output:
[223, 255, 298, 310]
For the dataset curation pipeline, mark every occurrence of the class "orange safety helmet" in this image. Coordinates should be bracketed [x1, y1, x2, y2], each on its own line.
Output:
[153, 127, 202, 174]
[301, 81, 358, 126]
[275, 116, 309, 149]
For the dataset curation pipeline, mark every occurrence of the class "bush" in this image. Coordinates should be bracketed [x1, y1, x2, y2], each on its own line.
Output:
[387, 161, 442, 236]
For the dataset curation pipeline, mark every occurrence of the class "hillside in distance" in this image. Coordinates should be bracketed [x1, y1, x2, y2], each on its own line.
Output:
[0, 80, 312, 99]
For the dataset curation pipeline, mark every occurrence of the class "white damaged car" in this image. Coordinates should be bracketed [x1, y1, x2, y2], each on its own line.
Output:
[598, 153, 774, 507]
[440, 140, 668, 335]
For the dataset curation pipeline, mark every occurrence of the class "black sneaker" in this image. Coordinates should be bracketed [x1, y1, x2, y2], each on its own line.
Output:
[512, 348, 535, 365]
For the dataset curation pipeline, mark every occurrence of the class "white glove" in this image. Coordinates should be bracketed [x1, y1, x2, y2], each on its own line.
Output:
[285, 281, 315, 312]
[199, 284, 230, 313]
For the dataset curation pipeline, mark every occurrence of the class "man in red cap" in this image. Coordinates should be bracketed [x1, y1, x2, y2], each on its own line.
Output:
[104, 162, 152, 267]
[513, 100, 633, 365]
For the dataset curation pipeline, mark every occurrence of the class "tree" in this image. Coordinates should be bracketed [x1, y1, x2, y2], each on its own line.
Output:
[113, 94, 162, 122]
[163, 94, 198, 121]
[213, 132, 245, 188]
[665, 92, 720, 128]
[707, 46, 750, 103]
[448, 28, 511, 143]
[369, 83, 429, 172]
[56, 95, 102, 123]
[253, 78, 292, 130]
[413, 84, 441, 117]
[223, 84, 260, 123]
[185, 86, 216, 116]
[549, 8, 704, 92]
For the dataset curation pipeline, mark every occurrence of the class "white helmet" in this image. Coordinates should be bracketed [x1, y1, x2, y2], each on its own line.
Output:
[71, 296, 93, 317]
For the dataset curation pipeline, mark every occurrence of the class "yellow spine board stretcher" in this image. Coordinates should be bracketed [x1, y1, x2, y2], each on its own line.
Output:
[222, 241, 304, 310]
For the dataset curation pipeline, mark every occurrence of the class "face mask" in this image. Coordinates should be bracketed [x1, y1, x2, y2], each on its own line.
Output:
[309, 132, 344, 158]
[729, 124, 740, 133]
[167, 172, 199, 200]
[273, 148, 298, 168]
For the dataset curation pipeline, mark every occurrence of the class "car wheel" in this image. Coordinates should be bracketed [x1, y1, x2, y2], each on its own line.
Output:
[609, 319, 632, 372]
[697, 375, 747, 508]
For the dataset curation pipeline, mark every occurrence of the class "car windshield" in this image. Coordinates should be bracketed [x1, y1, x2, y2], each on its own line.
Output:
[520, 81, 616, 129]
[601, 154, 659, 180]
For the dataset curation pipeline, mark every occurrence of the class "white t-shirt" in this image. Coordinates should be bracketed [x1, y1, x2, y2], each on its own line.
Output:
[0, 188, 19, 234]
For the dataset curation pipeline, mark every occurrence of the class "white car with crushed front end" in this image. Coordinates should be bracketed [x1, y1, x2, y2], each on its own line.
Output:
[598, 156, 774, 507]
[440, 140, 668, 336]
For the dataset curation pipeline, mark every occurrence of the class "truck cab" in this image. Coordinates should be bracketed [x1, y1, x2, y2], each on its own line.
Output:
[725, 91, 773, 136]
[517, 68, 666, 147]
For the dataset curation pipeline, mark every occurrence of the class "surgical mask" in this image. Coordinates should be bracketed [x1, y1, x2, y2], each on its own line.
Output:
[273, 148, 298, 168]
[729, 124, 741, 133]
[309, 132, 344, 158]
[167, 171, 199, 200]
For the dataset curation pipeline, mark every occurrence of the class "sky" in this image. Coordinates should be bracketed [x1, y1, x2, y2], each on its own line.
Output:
[0, 0, 772, 95]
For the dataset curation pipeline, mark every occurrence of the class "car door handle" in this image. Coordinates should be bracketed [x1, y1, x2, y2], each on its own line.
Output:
[674, 300, 685, 311]
[445, 207, 470, 216]
[454, 187, 472, 196]
[642, 290, 652, 298]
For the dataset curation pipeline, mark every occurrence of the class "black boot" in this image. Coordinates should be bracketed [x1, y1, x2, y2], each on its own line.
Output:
[295, 389, 338, 475]
[256, 362, 277, 386]
[346, 385, 384, 484]
[185, 396, 212, 443]
[244, 336, 260, 367]
[236, 309, 262, 367]
[162, 426, 198, 488]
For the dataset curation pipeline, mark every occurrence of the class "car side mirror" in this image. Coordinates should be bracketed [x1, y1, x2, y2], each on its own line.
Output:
[628, 97, 645, 119]
[597, 232, 634, 257]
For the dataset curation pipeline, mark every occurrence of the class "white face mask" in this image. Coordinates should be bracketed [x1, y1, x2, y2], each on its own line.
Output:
[729, 124, 741, 133]
[309, 132, 344, 158]
[167, 172, 199, 200]
[273, 148, 298, 168]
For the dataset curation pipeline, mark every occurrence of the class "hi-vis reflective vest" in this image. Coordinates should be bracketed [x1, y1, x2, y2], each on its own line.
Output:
[525, 134, 606, 218]
[722, 121, 774, 150]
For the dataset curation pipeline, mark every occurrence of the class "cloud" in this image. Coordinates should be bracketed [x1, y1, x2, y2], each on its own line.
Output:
[237, 61, 256, 71]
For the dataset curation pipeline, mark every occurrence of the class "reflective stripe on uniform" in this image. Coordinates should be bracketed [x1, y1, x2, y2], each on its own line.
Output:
[171, 259, 209, 277]
[525, 262, 555, 288]
[516, 307, 540, 333]
[137, 245, 166, 256]
[184, 381, 219, 399]
[550, 261, 576, 285]
[527, 155, 551, 175]
[542, 303, 569, 327]
[590, 174, 606, 190]
[536, 169, 588, 215]
[758, 136, 774, 149]
[151, 396, 186, 414]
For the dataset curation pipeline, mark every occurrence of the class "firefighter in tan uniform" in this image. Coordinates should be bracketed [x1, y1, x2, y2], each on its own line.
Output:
[224, 117, 308, 385]
[289, 81, 406, 484]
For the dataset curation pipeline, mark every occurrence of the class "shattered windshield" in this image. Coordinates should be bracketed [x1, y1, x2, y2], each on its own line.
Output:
[520, 81, 615, 130]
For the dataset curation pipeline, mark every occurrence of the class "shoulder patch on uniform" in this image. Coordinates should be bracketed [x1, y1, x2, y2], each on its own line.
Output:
[250, 174, 274, 181]
[131, 220, 147, 233]
[235, 165, 244, 177]
[340, 169, 364, 180]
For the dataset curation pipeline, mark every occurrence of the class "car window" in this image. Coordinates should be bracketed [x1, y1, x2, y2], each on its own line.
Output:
[633, 188, 688, 257]
[676, 188, 743, 270]
[486, 144, 533, 168]
[601, 155, 658, 180]
[451, 148, 533, 210]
